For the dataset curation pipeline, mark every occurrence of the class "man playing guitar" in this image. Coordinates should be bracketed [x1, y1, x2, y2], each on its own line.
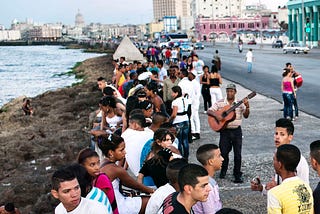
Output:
[207, 83, 250, 183]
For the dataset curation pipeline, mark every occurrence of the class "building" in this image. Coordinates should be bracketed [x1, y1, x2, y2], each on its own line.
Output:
[27, 24, 62, 40]
[153, 0, 193, 32]
[287, 0, 319, 47]
[191, 0, 245, 19]
[0, 30, 21, 41]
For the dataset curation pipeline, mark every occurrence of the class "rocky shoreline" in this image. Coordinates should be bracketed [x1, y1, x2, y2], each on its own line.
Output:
[0, 54, 114, 213]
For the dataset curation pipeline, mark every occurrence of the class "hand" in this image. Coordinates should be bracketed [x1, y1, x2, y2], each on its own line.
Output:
[265, 177, 277, 190]
[243, 98, 249, 108]
[250, 181, 263, 192]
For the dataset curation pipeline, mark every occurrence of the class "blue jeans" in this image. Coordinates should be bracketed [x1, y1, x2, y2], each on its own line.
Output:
[175, 121, 190, 159]
[283, 93, 294, 119]
[293, 96, 298, 117]
[247, 62, 252, 73]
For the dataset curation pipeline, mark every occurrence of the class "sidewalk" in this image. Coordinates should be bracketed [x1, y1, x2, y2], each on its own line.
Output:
[188, 79, 320, 213]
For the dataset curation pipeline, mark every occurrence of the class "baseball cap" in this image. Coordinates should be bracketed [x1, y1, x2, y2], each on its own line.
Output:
[226, 83, 237, 90]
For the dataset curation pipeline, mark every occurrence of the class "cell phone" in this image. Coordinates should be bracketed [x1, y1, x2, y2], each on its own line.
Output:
[252, 177, 261, 185]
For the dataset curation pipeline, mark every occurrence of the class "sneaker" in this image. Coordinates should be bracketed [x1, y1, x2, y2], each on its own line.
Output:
[203, 111, 207, 114]
[233, 177, 244, 183]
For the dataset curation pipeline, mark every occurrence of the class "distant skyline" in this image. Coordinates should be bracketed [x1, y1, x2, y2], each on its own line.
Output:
[0, 0, 287, 28]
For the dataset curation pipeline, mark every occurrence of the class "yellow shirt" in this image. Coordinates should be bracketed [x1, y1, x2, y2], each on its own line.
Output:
[267, 176, 313, 214]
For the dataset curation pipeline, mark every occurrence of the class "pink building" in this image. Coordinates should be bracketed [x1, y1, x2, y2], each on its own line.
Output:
[194, 15, 270, 41]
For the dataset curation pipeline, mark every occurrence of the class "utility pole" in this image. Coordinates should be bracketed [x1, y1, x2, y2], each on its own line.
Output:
[302, 0, 306, 46]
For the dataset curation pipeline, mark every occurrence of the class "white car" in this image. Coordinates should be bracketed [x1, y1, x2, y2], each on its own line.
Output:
[283, 43, 310, 54]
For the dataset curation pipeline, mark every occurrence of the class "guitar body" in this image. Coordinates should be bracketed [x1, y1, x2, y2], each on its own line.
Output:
[208, 106, 236, 132]
[207, 91, 256, 132]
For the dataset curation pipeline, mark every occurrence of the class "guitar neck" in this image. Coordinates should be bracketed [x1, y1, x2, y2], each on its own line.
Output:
[225, 100, 244, 115]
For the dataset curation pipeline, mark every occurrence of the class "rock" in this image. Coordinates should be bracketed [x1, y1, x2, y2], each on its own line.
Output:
[0, 55, 113, 212]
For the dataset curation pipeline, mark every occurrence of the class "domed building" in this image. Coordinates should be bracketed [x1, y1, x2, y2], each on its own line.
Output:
[75, 9, 85, 28]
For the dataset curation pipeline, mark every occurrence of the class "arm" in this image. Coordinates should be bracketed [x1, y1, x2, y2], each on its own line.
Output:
[137, 173, 144, 184]
[169, 105, 178, 122]
[116, 166, 154, 194]
[199, 75, 204, 84]
[163, 81, 168, 102]
[243, 98, 250, 118]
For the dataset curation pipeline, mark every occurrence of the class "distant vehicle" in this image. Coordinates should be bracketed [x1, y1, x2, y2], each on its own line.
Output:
[272, 40, 283, 48]
[158, 33, 189, 48]
[283, 43, 309, 54]
[180, 42, 194, 52]
[247, 40, 257, 45]
[193, 42, 204, 50]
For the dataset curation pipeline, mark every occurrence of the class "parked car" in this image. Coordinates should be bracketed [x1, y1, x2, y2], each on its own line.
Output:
[272, 40, 283, 48]
[193, 42, 204, 50]
[247, 40, 257, 45]
[180, 42, 194, 52]
[283, 43, 310, 54]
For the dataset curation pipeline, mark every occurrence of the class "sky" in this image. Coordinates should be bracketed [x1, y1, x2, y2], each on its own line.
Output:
[0, 0, 287, 28]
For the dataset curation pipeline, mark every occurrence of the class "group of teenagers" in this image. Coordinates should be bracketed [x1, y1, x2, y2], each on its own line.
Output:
[49, 53, 319, 214]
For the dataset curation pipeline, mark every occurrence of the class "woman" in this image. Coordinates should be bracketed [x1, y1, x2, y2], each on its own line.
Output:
[209, 65, 223, 105]
[281, 68, 296, 121]
[200, 65, 212, 113]
[77, 148, 118, 214]
[138, 128, 181, 188]
[145, 82, 169, 117]
[98, 134, 154, 214]
[169, 86, 190, 159]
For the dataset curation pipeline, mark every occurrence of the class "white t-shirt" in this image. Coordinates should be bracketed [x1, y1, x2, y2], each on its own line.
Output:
[121, 128, 154, 176]
[158, 67, 168, 81]
[172, 97, 189, 124]
[192, 60, 204, 76]
[171, 50, 178, 59]
[146, 183, 176, 214]
[55, 197, 111, 214]
[246, 51, 253, 63]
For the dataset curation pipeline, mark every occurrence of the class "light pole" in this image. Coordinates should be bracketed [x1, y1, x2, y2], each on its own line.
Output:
[302, 0, 306, 46]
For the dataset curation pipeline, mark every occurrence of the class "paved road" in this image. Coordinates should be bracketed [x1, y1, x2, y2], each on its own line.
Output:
[196, 43, 320, 118]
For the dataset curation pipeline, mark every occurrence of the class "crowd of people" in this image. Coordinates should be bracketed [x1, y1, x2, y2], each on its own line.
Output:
[22, 46, 316, 214]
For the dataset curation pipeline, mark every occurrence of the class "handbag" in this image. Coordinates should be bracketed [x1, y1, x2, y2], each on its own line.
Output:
[294, 74, 303, 88]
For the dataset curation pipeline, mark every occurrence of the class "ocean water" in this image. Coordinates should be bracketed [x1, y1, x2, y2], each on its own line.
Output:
[0, 46, 102, 107]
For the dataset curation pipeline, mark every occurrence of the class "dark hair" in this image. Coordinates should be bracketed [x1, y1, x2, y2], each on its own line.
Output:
[180, 68, 188, 77]
[129, 113, 146, 127]
[77, 148, 99, 165]
[157, 60, 164, 66]
[203, 65, 209, 72]
[65, 163, 92, 197]
[97, 77, 105, 82]
[196, 144, 219, 165]
[310, 140, 320, 163]
[98, 134, 124, 157]
[171, 86, 182, 98]
[282, 68, 291, 77]
[103, 87, 115, 96]
[100, 96, 116, 108]
[51, 166, 77, 191]
[275, 118, 294, 135]
[216, 208, 243, 214]
[166, 158, 188, 184]
[4, 203, 15, 212]
[276, 144, 300, 172]
[125, 95, 140, 122]
[286, 62, 292, 67]
[146, 82, 158, 94]
[138, 100, 153, 111]
[178, 164, 208, 192]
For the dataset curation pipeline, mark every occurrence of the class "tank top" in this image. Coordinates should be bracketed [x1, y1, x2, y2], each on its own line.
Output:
[210, 78, 220, 87]
[283, 81, 293, 93]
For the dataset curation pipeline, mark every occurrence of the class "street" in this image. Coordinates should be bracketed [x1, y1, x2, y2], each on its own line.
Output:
[196, 43, 320, 118]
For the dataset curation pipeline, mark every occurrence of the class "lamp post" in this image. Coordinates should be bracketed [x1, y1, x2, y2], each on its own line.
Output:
[302, 0, 306, 46]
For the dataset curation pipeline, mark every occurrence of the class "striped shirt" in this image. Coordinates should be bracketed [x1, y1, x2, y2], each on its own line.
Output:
[86, 187, 112, 214]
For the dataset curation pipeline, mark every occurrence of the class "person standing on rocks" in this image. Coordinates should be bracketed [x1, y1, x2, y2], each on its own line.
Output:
[207, 83, 250, 183]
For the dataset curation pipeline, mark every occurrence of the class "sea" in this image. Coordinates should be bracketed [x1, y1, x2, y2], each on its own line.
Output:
[0, 46, 102, 107]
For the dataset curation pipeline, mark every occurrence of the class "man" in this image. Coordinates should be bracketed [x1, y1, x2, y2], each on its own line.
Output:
[310, 140, 320, 213]
[193, 144, 223, 213]
[251, 118, 309, 193]
[121, 113, 154, 176]
[267, 144, 313, 213]
[157, 59, 167, 83]
[188, 71, 201, 140]
[96, 77, 123, 99]
[192, 54, 204, 80]
[245, 48, 253, 73]
[160, 163, 211, 214]
[51, 167, 111, 214]
[208, 83, 250, 183]
[145, 158, 188, 213]
[163, 65, 180, 115]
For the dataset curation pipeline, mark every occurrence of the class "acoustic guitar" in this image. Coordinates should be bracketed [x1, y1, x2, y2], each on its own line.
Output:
[207, 92, 256, 132]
